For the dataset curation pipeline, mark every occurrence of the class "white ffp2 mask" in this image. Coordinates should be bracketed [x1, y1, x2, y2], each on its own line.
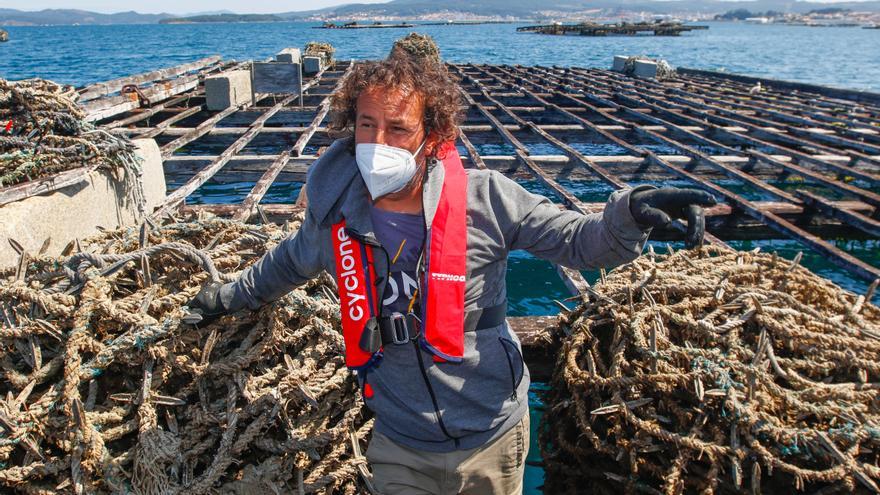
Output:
[355, 139, 426, 200]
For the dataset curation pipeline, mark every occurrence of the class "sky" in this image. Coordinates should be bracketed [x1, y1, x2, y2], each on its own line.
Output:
[0, 0, 870, 15]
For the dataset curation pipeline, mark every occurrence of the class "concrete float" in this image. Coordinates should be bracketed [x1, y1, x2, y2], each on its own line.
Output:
[303, 55, 323, 74]
[205, 69, 252, 111]
[275, 47, 302, 64]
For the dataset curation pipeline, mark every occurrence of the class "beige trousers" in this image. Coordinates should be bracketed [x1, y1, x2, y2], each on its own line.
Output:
[366, 413, 530, 495]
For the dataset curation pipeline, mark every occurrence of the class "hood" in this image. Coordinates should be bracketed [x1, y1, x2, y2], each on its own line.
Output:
[304, 137, 360, 227]
[305, 137, 447, 234]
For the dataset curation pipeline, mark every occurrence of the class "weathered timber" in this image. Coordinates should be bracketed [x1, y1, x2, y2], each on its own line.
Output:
[678, 67, 880, 107]
[0, 166, 97, 208]
[153, 68, 329, 219]
[103, 90, 204, 129]
[462, 64, 727, 246]
[232, 64, 351, 222]
[77, 56, 222, 102]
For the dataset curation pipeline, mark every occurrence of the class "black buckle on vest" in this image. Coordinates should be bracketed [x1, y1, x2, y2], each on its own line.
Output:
[391, 313, 410, 344]
[359, 317, 381, 353]
[379, 312, 421, 345]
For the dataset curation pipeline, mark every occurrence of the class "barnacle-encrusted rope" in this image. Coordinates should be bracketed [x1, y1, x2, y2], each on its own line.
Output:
[304, 42, 335, 66]
[0, 78, 145, 216]
[0, 215, 374, 494]
[542, 245, 880, 494]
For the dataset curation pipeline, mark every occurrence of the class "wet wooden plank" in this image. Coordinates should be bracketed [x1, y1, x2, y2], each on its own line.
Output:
[159, 104, 244, 159]
[136, 106, 203, 139]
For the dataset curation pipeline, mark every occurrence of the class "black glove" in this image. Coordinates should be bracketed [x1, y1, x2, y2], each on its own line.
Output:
[186, 281, 230, 324]
[629, 187, 717, 248]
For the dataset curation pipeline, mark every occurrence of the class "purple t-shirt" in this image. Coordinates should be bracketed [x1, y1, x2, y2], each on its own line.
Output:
[369, 206, 425, 315]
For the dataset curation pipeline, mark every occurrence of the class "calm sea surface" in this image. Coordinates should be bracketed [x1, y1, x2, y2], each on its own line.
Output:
[2, 21, 879, 493]
[2, 21, 879, 90]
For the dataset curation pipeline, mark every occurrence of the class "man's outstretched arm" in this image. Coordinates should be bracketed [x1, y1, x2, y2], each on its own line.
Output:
[488, 172, 714, 270]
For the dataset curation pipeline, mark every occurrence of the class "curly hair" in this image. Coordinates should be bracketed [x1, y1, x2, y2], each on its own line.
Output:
[328, 54, 464, 153]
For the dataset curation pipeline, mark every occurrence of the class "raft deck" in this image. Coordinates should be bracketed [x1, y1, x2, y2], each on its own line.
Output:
[517, 22, 709, 36]
[316, 22, 416, 29]
[65, 57, 880, 376]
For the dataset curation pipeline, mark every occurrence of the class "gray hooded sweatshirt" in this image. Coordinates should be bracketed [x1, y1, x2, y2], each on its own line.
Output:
[220, 137, 651, 453]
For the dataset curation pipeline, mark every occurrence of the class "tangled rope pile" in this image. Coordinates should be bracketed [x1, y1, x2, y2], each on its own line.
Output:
[0, 78, 141, 196]
[304, 42, 335, 66]
[542, 245, 880, 494]
[0, 215, 373, 494]
[389, 33, 441, 64]
[621, 56, 677, 80]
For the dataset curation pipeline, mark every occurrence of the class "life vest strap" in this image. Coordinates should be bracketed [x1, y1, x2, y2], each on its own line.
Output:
[370, 301, 509, 350]
[462, 302, 507, 333]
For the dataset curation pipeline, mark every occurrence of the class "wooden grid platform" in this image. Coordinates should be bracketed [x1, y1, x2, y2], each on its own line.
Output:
[69, 57, 880, 367]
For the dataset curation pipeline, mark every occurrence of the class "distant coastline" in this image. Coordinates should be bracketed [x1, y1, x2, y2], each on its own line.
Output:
[1, 1, 879, 27]
[159, 14, 285, 24]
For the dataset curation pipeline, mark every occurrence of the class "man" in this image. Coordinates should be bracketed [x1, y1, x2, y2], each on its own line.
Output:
[191, 48, 715, 494]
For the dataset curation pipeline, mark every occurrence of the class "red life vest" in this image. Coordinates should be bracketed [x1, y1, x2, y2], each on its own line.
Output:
[332, 141, 468, 370]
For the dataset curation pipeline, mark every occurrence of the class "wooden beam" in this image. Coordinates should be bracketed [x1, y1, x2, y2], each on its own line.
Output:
[796, 190, 880, 238]
[508, 315, 560, 382]
[159, 104, 243, 159]
[230, 151, 292, 223]
[103, 90, 204, 129]
[137, 106, 203, 139]
[0, 165, 96, 207]
[84, 73, 202, 122]
[78, 56, 222, 102]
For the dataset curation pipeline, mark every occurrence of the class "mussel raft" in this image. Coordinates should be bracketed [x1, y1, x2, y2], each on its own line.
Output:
[1, 50, 880, 493]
